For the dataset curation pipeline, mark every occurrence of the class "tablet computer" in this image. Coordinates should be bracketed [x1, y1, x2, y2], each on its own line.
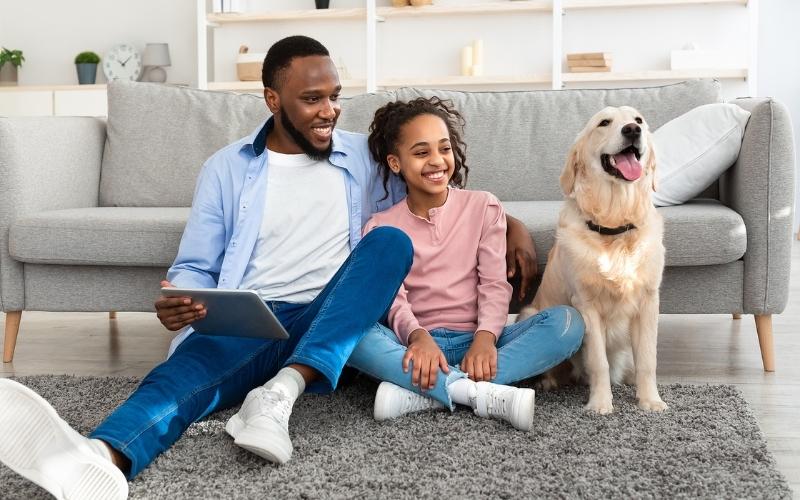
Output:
[160, 288, 289, 340]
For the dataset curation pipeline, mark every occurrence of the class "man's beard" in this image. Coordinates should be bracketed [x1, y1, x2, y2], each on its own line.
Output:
[280, 108, 333, 161]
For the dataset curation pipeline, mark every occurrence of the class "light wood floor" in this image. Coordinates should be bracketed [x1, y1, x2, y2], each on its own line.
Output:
[2, 242, 799, 496]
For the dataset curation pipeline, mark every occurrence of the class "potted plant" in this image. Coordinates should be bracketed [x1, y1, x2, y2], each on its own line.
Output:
[74, 51, 101, 85]
[0, 47, 25, 86]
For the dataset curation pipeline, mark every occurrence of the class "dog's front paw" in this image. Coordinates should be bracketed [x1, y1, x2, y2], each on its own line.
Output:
[638, 398, 668, 412]
[584, 398, 614, 415]
[535, 373, 560, 392]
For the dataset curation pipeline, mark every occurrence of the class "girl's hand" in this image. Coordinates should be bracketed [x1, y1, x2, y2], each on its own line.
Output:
[461, 330, 498, 382]
[404, 329, 450, 391]
[506, 215, 538, 301]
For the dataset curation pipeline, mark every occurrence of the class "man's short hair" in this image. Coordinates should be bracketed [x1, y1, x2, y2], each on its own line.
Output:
[262, 35, 330, 90]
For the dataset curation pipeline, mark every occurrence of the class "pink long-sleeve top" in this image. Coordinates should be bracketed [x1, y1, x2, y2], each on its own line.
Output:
[363, 188, 513, 345]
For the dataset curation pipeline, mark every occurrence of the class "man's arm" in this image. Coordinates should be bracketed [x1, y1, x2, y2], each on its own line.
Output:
[167, 163, 226, 288]
[505, 214, 538, 302]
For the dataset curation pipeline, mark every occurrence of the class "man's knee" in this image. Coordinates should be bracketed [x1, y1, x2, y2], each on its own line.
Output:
[362, 226, 413, 274]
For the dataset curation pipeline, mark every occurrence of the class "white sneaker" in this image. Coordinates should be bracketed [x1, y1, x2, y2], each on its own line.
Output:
[472, 381, 535, 431]
[373, 381, 445, 421]
[0, 379, 128, 500]
[225, 387, 293, 464]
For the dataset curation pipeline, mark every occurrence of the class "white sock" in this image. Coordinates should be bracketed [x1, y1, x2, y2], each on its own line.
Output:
[448, 377, 477, 407]
[88, 438, 114, 463]
[263, 367, 306, 401]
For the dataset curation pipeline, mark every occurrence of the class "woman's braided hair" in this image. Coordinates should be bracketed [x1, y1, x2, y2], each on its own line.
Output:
[367, 97, 469, 200]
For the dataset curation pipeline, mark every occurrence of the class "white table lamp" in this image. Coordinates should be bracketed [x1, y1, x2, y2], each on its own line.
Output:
[143, 43, 171, 83]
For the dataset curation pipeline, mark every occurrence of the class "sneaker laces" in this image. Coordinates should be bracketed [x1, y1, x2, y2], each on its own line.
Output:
[400, 390, 435, 414]
[253, 390, 291, 427]
[482, 387, 512, 419]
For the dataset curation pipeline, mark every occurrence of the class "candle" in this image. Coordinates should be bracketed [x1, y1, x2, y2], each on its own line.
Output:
[461, 46, 474, 76]
[472, 39, 484, 68]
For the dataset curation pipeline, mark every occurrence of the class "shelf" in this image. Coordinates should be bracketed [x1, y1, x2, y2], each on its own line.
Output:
[207, 79, 367, 91]
[380, 2, 551, 18]
[0, 84, 107, 92]
[379, 75, 552, 87]
[207, 2, 551, 24]
[563, 0, 747, 9]
[561, 68, 747, 82]
[207, 8, 365, 24]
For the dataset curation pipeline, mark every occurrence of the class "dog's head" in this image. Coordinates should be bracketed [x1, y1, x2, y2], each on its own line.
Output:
[560, 106, 656, 197]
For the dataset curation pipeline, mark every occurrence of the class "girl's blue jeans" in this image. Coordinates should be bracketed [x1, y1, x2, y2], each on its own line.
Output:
[347, 306, 585, 410]
[90, 227, 412, 479]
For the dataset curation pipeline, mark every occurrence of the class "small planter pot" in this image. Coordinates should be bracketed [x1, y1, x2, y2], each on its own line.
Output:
[76, 63, 98, 85]
[315, 0, 330, 8]
[0, 64, 18, 86]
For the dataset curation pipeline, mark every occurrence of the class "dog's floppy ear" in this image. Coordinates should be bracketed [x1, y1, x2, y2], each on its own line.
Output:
[560, 141, 582, 196]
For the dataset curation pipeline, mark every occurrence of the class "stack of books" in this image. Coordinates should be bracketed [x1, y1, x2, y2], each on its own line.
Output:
[566, 52, 612, 73]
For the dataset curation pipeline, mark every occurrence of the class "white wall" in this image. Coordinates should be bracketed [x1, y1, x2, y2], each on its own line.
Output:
[758, 0, 800, 232]
[2, 0, 797, 231]
[1, 0, 196, 86]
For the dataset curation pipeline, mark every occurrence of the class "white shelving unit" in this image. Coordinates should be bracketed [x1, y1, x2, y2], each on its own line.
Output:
[196, 0, 756, 94]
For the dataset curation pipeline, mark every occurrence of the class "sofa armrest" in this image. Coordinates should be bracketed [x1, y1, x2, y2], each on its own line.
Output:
[719, 98, 796, 314]
[0, 117, 106, 311]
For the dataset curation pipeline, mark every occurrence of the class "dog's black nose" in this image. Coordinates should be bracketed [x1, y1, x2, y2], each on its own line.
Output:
[621, 123, 641, 140]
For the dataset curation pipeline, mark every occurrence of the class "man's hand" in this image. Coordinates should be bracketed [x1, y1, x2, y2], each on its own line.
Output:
[404, 329, 450, 391]
[461, 330, 498, 382]
[506, 214, 538, 302]
[155, 280, 206, 331]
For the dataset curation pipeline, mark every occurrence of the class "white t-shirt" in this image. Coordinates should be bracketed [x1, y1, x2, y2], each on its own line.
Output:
[239, 150, 350, 303]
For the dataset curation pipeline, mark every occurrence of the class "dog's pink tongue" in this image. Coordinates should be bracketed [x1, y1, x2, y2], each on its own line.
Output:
[613, 151, 642, 180]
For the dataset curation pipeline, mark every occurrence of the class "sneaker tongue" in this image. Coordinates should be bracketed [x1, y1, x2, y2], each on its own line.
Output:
[613, 151, 642, 180]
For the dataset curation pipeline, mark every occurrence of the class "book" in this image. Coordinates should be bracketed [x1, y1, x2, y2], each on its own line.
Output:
[567, 66, 612, 73]
[567, 59, 611, 67]
[567, 52, 612, 61]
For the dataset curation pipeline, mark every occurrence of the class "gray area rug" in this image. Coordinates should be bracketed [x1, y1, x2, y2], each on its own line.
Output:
[0, 375, 792, 499]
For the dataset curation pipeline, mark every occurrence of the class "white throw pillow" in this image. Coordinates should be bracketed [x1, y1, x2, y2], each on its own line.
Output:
[651, 103, 751, 207]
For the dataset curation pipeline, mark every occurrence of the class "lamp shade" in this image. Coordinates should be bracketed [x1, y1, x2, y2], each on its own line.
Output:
[143, 43, 171, 67]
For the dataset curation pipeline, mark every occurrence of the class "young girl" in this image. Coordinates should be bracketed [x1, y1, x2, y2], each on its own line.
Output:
[347, 97, 584, 431]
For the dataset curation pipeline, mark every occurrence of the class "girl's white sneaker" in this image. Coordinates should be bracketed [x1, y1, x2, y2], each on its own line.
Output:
[0, 379, 128, 500]
[472, 381, 535, 431]
[373, 381, 444, 421]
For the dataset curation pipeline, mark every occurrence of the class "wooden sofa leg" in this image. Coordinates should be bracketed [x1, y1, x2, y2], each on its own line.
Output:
[109, 312, 117, 320]
[3, 311, 22, 363]
[732, 313, 742, 319]
[754, 314, 775, 372]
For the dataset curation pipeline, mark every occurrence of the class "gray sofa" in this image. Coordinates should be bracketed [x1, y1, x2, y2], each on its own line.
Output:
[0, 80, 794, 371]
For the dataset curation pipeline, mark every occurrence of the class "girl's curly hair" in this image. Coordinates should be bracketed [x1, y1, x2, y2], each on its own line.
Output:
[367, 97, 469, 200]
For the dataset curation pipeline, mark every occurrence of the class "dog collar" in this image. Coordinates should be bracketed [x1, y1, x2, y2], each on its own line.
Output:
[586, 220, 636, 235]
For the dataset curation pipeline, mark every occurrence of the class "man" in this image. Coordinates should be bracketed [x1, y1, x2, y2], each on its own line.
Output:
[0, 36, 537, 499]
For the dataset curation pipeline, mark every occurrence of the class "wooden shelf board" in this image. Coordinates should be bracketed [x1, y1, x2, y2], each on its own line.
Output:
[208, 8, 365, 23]
[208, 79, 367, 91]
[379, 75, 552, 87]
[0, 84, 107, 92]
[380, 2, 551, 18]
[564, 0, 747, 8]
[561, 68, 747, 82]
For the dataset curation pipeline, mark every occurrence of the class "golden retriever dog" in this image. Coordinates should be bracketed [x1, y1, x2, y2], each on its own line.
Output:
[519, 106, 666, 414]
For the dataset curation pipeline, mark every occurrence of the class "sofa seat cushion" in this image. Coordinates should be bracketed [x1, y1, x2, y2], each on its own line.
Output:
[504, 199, 746, 267]
[9, 207, 189, 267]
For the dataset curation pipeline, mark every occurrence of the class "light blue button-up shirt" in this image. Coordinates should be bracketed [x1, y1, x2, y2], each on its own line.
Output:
[166, 117, 405, 353]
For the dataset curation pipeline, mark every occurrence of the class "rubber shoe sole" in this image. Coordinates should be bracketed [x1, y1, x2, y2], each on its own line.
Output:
[0, 379, 128, 500]
[225, 413, 292, 465]
[511, 388, 536, 432]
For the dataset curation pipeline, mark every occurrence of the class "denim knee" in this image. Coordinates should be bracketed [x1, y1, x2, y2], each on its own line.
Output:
[553, 305, 585, 356]
[361, 226, 413, 279]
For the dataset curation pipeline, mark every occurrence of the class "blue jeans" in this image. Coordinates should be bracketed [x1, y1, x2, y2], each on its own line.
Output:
[90, 227, 412, 479]
[348, 306, 584, 410]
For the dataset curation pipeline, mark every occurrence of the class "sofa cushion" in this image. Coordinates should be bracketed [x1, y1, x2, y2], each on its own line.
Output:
[393, 80, 722, 202]
[100, 82, 397, 208]
[9, 207, 189, 267]
[504, 198, 746, 267]
[100, 82, 268, 208]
